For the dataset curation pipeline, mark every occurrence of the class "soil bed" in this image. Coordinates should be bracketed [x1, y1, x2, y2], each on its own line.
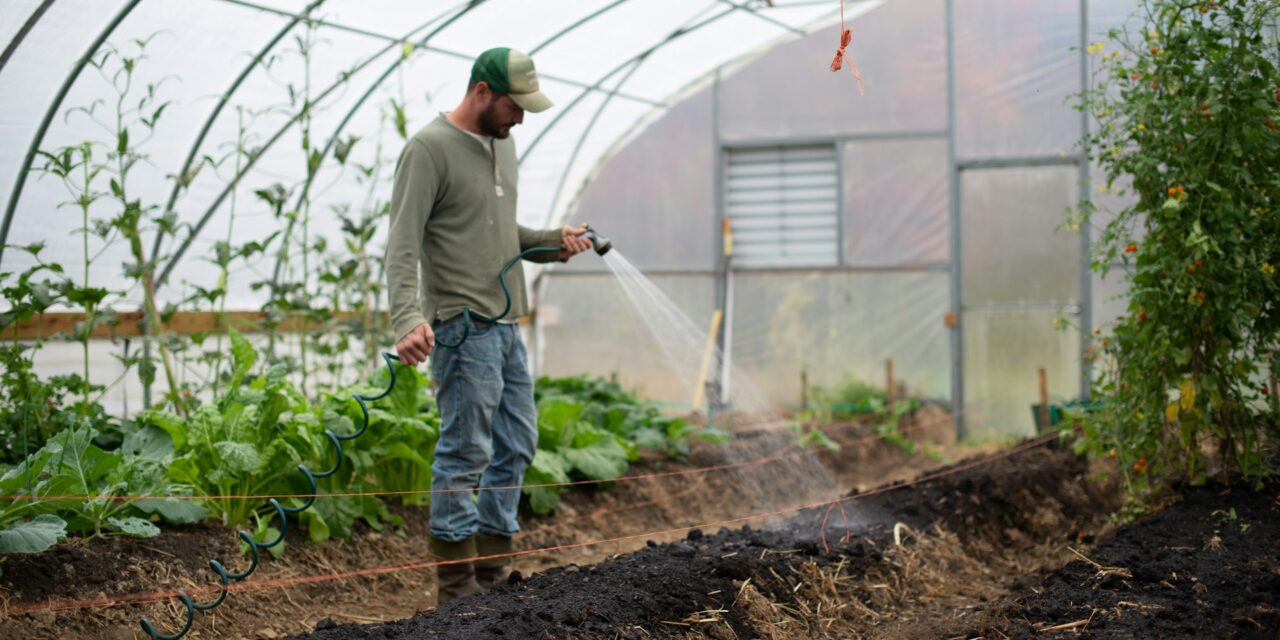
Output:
[955, 480, 1280, 639]
[289, 442, 1118, 640]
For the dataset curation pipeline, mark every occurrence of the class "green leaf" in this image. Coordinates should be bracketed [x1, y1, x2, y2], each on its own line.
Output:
[562, 437, 629, 481]
[0, 515, 67, 553]
[122, 425, 174, 461]
[213, 441, 265, 474]
[228, 326, 256, 390]
[537, 399, 585, 449]
[523, 451, 570, 514]
[299, 509, 331, 544]
[107, 516, 160, 538]
[631, 426, 666, 450]
[382, 363, 423, 418]
[697, 428, 732, 444]
[133, 499, 209, 525]
[376, 441, 432, 469]
[46, 427, 120, 494]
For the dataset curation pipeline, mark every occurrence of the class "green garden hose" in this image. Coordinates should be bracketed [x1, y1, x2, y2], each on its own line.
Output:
[433, 245, 565, 349]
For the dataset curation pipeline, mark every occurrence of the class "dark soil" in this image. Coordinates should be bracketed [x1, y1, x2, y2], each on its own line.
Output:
[959, 481, 1280, 639]
[289, 443, 1113, 640]
[0, 522, 237, 603]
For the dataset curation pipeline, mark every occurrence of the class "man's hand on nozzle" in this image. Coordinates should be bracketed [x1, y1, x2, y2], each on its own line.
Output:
[396, 322, 435, 366]
[559, 226, 592, 261]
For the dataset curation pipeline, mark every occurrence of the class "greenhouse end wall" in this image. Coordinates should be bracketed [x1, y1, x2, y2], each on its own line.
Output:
[543, 0, 1132, 439]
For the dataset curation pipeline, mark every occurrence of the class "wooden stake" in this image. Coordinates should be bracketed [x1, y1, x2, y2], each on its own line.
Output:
[692, 309, 724, 410]
[885, 358, 896, 412]
[1038, 367, 1050, 430]
[800, 368, 809, 412]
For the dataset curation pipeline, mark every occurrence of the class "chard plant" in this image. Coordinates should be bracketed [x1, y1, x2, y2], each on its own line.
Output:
[1073, 0, 1280, 504]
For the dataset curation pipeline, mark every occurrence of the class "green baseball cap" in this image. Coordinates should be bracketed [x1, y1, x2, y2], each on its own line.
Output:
[470, 47, 553, 113]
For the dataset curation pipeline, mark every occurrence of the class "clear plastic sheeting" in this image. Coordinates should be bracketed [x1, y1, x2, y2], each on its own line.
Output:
[563, 89, 717, 273]
[842, 137, 949, 267]
[718, 0, 944, 142]
[963, 309, 1080, 439]
[954, 0, 1083, 160]
[961, 166, 1081, 306]
[536, 273, 716, 406]
[728, 271, 950, 410]
[0, 0, 843, 305]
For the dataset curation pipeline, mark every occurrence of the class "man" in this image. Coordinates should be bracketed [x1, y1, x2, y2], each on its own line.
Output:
[384, 47, 593, 605]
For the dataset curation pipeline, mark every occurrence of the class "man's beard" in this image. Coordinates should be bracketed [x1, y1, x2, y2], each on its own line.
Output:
[478, 99, 512, 139]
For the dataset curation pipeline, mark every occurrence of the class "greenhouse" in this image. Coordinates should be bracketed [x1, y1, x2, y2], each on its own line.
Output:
[1, 0, 1278, 638]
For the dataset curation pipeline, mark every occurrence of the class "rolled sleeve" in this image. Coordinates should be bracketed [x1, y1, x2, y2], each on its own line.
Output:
[517, 225, 565, 263]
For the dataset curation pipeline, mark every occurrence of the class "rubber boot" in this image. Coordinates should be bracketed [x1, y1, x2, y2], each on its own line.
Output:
[430, 535, 482, 606]
[474, 533, 514, 589]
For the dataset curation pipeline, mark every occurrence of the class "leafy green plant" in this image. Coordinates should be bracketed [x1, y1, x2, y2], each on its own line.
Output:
[1072, 0, 1280, 503]
[523, 396, 636, 514]
[144, 329, 404, 545]
[787, 422, 841, 452]
[0, 424, 206, 554]
[339, 362, 438, 507]
[144, 328, 310, 527]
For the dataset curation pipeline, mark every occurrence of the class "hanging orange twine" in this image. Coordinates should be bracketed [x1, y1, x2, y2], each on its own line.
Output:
[829, 1, 865, 96]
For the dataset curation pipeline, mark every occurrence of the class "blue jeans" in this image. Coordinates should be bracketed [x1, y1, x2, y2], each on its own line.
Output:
[428, 317, 538, 542]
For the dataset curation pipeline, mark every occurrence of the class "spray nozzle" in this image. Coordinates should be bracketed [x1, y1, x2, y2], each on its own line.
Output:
[580, 224, 612, 256]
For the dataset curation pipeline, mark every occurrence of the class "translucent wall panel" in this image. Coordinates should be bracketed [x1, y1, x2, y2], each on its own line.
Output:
[718, 0, 945, 141]
[562, 90, 716, 272]
[955, 0, 1082, 159]
[730, 271, 950, 410]
[842, 138, 949, 266]
[963, 310, 1080, 439]
[961, 166, 1081, 305]
[1090, 0, 1141, 40]
[538, 273, 716, 406]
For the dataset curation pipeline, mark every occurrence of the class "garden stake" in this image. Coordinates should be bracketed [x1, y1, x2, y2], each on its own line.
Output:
[138, 351, 402, 640]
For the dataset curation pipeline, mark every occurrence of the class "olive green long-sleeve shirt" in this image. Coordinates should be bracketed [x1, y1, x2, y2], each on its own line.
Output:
[385, 114, 563, 342]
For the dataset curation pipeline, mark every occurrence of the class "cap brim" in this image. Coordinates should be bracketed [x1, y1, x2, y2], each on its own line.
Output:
[510, 90, 553, 113]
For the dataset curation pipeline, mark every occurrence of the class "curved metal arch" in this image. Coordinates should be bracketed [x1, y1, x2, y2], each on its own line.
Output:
[516, 5, 726, 167]
[146, 0, 328, 269]
[529, 0, 631, 56]
[717, 0, 805, 35]
[0, 0, 57, 74]
[154, 0, 484, 288]
[538, 0, 813, 230]
[0, 0, 144, 269]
